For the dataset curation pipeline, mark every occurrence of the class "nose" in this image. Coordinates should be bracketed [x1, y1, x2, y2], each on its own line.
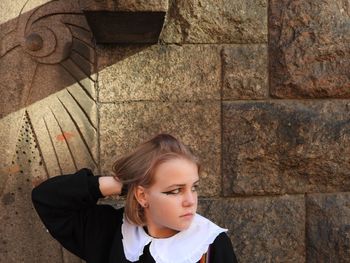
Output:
[182, 189, 196, 207]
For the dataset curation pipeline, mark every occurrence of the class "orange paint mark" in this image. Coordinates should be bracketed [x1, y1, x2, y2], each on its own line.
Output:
[1, 164, 20, 174]
[56, 131, 75, 141]
[9, 165, 20, 174]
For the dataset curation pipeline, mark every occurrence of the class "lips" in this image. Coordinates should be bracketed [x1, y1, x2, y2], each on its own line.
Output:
[180, 212, 194, 217]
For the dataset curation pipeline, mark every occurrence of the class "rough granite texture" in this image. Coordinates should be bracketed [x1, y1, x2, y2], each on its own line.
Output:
[0, 0, 349, 261]
[222, 44, 268, 100]
[99, 101, 221, 196]
[223, 100, 350, 196]
[198, 195, 305, 263]
[98, 44, 221, 102]
[269, 0, 350, 98]
[306, 192, 350, 262]
[161, 0, 268, 43]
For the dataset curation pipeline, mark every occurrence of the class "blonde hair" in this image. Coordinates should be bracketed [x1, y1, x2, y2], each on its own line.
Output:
[111, 133, 201, 225]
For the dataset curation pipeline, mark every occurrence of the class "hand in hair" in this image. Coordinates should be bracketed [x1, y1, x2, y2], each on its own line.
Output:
[98, 176, 123, 197]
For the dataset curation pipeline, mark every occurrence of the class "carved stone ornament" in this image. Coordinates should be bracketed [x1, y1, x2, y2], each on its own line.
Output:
[0, 1, 97, 260]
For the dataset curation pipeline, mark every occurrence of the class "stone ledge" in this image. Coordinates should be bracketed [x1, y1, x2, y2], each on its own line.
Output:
[79, 0, 168, 12]
[80, 1, 168, 43]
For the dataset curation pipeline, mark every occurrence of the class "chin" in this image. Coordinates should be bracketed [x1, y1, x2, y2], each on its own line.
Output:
[177, 222, 193, 231]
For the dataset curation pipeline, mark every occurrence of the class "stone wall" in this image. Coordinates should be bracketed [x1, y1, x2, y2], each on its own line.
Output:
[0, 0, 349, 262]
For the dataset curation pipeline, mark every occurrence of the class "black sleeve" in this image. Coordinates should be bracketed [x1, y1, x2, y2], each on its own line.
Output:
[210, 232, 238, 263]
[31, 168, 120, 260]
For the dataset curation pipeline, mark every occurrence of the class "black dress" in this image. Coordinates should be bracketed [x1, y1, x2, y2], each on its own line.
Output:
[31, 168, 238, 263]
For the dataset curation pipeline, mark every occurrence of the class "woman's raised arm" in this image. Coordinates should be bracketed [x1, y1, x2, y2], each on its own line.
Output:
[31, 168, 123, 261]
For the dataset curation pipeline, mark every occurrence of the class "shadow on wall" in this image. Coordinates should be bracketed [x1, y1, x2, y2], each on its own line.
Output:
[0, 0, 153, 119]
[0, 1, 154, 261]
[0, 0, 155, 180]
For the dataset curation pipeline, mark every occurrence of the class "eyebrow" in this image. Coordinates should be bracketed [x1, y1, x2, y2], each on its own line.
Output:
[164, 179, 200, 190]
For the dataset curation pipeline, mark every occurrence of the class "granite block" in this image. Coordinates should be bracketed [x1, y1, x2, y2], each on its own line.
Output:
[223, 100, 350, 195]
[161, 0, 267, 43]
[198, 195, 305, 263]
[306, 192, 350, 262]
[222, 44, 268, 100]
[100, 101, 221, 196]
[269, 0, 350, 98]
[98, 44, 221, 102]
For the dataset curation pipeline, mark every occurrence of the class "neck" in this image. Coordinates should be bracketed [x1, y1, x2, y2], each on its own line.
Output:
[143, 221, 179, 238]
[144, 225, 179, 238]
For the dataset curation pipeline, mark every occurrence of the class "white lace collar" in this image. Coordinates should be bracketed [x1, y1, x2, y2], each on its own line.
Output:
[121, 213, 227, 263]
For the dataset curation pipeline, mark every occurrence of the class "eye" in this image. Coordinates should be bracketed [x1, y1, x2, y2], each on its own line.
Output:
[163, 188, 181, 195]
[191, 184, 199, 192]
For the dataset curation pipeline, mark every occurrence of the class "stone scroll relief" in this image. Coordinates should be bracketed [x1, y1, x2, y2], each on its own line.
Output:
[0, 1, 97, 261]
[0, 0, 98, 184]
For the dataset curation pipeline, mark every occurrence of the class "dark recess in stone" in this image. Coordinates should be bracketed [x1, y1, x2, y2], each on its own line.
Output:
[83, 11, 166, 44]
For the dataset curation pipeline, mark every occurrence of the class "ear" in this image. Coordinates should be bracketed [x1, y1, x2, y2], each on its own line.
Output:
[134, 185, 148, 207]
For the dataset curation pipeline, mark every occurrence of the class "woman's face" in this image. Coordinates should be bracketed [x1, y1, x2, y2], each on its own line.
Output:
[140, 158, 199, 238]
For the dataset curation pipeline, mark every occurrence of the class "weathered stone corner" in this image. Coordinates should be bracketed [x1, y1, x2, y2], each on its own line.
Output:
[306, 192, 350, 262]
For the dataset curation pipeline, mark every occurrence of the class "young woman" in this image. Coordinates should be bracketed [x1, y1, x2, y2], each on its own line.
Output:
[32, 133, 238, 262]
